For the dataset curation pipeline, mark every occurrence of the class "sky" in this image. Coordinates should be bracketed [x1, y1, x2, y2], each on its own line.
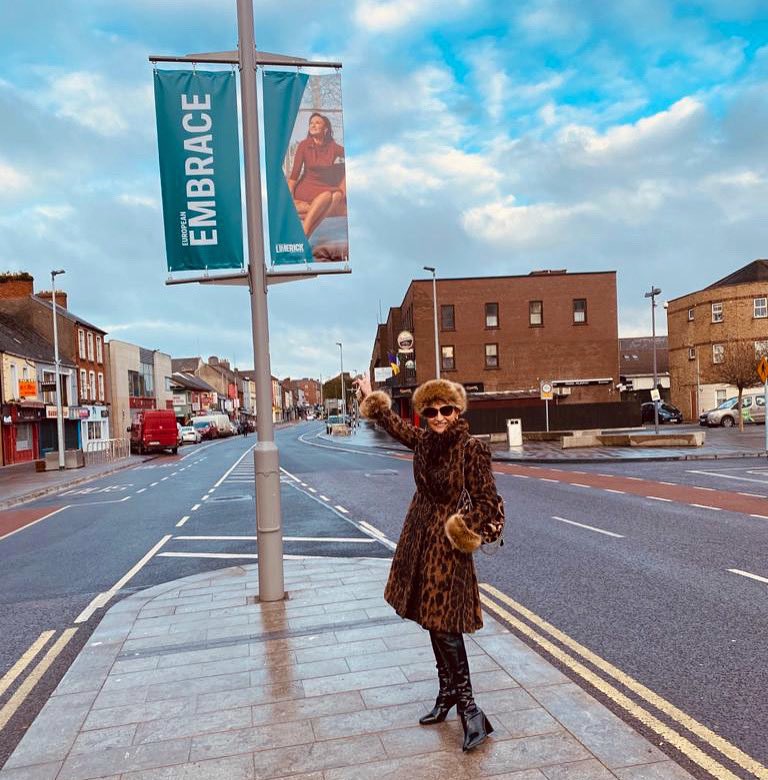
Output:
[2, 0, 768, 381]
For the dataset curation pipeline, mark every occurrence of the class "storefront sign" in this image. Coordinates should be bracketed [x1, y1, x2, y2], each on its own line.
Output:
[462, 382, 485, 393]
[374, 367, 393, 382]
[19, 380, 37, 398]
[153, 69, 244, 272]
[46, 405, 69, 419]
[79, 408, 91, 419]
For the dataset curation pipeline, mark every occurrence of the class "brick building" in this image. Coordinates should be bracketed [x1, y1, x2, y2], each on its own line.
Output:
[667, 259, 768, 420]
[369, 270, 620, 418]
[284, 378, 321, 409]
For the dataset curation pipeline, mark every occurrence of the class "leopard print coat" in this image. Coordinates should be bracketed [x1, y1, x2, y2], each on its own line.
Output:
[360, 391, 505, 634]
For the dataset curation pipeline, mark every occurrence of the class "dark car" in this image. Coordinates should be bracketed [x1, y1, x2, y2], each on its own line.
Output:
[641, 402, 683, 424]
[192, 420, 218, 440]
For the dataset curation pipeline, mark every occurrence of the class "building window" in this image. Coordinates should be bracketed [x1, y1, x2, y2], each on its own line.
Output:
[441, 345, 455, 371]
[573, 298, 587, 324]
[16, 423, 32, 451]
[10, 364, 18, 399]
[711, 302, 723, 323]
[688, 308, 694, 321]
[485, 302, 499, 329]
[80, 368, 88, 399]
[89, 370, 96, 400]
[716, 388, 727, 405]
[78, 329, 86, 359]
[96, 335, 103, 363]
[529, 300, 543, 327]
[755, 341, 768, 358]
[97, 372, 105, 401]
[485, 343, 498, 368]
[754, 298, 767, 319]
[86, 332, 94, 361]
[712, 343, 724, 364]
[165, 376, 173, 391]
[42, 370, 56, 404]
[688, 347, 696, 360]
[441, 304, 455, 331]
[87, 421, 103, 440]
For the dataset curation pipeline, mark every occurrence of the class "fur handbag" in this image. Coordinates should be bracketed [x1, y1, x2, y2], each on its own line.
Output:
[456, 444, 505, 556]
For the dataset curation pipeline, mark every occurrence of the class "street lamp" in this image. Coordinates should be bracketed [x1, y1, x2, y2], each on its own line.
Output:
[336, 342, 345, 417]
[424, 266, 440, 379]
[687, 343, 701, 420]
[51, 269, 66, 469]
[644, 285, 662, 434]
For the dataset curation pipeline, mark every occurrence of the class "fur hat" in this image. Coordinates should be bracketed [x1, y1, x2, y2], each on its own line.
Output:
[412, 379, 467, 415]
[360, 390, 392, 419]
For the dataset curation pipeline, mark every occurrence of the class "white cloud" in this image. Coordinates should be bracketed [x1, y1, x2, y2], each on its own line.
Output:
[117, 194, 159, 209]
[0, 160, 31, 194]
[353, 0, 473, 32]
[34, 205, 75, 220]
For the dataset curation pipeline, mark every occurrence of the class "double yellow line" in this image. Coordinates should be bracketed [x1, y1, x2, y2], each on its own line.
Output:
[0, 628, 78, 731]
[479, 584, 767, 780]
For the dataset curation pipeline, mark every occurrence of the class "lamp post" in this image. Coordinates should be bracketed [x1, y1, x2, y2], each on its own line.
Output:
[423, 266, 440, 379]
[644, 285, 662, 434]
[688, 343, 701, 420]
[336, 342, 345, 417]
[51, 269, 66, 469]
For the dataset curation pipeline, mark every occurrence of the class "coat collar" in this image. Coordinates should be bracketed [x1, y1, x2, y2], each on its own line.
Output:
[423, 417, 470, 451]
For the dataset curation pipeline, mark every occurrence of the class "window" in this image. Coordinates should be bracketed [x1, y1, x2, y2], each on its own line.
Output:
[711, 302, 723, 323]
[687, 308, 694, 321]
[573, 298, 587, 324]
[87, 421, 103, 440]
[529, 300, 543, 327]
[441, 345, 455, 371]
[80, 369, 88, 399]
[441, 304, 455, 331]
[96, 335, 103, 363]
[97, 372, 105, 401]
[165, 376, 173, 391]
[86, 332, 94, 361]
[89, 370, 96, 400]
[16, 423, 32, 451]
[716, 389, 727, 405]
[485, 343, 498, 368]
[755, 341, 768, 358]
[42, 370, 56, 404]
[754, 298, 767, 319]
[688, 347, 696, 360]
[713, 343, 724, 364]
[78, 329, 86, 359]
[485, 302, 499, 329]
[10, 364, 18, 399]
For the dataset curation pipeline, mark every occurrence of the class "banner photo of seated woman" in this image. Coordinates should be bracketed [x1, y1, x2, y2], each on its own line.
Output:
[263, 70, 349, 266]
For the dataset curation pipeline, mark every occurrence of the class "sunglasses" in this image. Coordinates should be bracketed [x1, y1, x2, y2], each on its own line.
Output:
[422, 405, 457, 419]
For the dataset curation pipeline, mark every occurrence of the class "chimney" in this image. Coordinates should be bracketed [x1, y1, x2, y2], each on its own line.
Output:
[0, 272, 34, 300]
[208, 356, 219, 365]
[220, 358, 230, 370]
[37, 290, 69, 310]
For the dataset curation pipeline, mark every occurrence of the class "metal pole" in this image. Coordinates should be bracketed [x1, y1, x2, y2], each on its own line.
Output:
[51, 270, 66, 469]
[764, 378, 767, 453]
[696, 349, 700, 420]
[645, 286, 661, 435]
[336, 342, 345, 417]
[237, 0, 283, 601]
[545, 398, 549, 433]
[424, 266, 440, 379]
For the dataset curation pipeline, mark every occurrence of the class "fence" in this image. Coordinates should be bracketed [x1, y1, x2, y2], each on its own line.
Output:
[84, 438, 130, 465]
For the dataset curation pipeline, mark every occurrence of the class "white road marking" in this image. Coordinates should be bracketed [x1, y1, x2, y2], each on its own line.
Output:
[728, 568, 768, 585]
[626, 477, 643, 481]
[159, 551, 260, 560]
[191, 504, 201, 511]
[738, 491, 765, 497]
[319, 495, 330, 501]
[540, 478, 558, 483]
[176, 515, 191, 528]
[75, 535, 172, 623]
[690, 504, 722, 511]
[174, 534, 375, 543]
[571, 483, 591, 489]
[507, 474, 529, 479]
[659, 481, 675, 486]
[750, 514, 768, 520]
[201, 495, 209, 501]
[171, 472, 178, 476]
[150, 482, 159, 487]
[551, 516, 624, 538]
[334, 505, 349, 513]
[604, 489, 625, 495]
[136, 488, 146, 494]
[308, 487, 317, 493]
[687, 469, 768, 486]
[161, 477, 168, 482]
[207, 488, 216, 494]
[0, 506, 70, 543]
[646, 496, 672, 502]
[695, 486, 716, 491]
[214, 445, 255, 488]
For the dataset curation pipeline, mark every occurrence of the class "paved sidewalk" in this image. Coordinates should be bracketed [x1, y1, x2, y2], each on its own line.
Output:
[0, 558, 692, 779]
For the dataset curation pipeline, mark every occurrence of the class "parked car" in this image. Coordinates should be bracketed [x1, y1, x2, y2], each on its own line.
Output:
[180, 425, 202, 444]
[193, 420, 218, 440]
[325, 414, 346, 434]
[701, 392, 766, 427]
[641, 402, 683, 424]
[129, 409, 179, 455]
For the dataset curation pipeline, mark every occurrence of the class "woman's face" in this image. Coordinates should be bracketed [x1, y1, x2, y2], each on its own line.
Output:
[423, 403, 458, 434]
[309, 116, 327, 138]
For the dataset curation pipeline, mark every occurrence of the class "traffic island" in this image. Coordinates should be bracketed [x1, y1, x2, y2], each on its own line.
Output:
[561, 431, 705, 449]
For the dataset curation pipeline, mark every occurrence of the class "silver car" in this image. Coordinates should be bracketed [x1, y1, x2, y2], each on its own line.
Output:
[702, 394, 766, 427]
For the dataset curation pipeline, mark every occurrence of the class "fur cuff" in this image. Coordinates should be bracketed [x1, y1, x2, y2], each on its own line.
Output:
[445, 513, 482, 553]
[360, 390, 392, 419]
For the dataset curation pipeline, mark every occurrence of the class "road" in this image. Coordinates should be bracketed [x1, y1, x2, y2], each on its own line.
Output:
[1, 422, 767, 779]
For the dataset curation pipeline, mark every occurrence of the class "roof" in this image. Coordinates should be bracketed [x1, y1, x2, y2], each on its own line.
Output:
[705, 259, 768, 290]
[170, 372, 217, 393]
[0, 311, 76, 366]
[619, 336, 669, 376]
[172, 357, 202, 373]
[30, 295, 107, 334]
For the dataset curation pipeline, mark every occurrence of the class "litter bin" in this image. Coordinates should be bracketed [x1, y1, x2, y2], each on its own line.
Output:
[506, 418, 522, 448]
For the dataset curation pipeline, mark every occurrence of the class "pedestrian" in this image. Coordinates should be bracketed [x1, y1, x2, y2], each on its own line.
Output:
[354, 374, 505, 752]
[242, 422, 248, 437]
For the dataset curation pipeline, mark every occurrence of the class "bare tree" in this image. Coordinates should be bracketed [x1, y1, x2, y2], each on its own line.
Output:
[712, 340, 762, 431]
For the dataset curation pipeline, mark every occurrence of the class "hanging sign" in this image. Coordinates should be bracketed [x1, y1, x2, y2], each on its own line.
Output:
[397, 331, 414, 353]
[153, 70, 244, 272]
[757, 355, 768, 384]
[263, 70, 349, 266]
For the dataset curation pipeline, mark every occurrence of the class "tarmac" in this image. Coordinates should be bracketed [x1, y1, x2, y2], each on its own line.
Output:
[0, 558, 694, 780]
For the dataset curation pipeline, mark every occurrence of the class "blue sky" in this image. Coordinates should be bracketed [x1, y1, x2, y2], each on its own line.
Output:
[2, 0, 768, 380]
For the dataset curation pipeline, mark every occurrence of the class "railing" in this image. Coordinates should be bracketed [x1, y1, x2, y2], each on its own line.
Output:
[84, 438, 130, 465]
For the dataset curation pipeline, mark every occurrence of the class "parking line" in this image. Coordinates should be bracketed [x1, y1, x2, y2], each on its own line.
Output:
[176, 515, 191, 528]
[191, 504, 201, 511]
[728, 568, 768, 585]
[0, 631, 55, 698]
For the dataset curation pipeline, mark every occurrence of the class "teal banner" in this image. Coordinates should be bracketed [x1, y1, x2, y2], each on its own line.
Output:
[263, 71, 349, 266]
[153, 70, 244, 272]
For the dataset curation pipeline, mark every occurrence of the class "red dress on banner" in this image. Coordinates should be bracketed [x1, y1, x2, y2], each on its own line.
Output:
[290, 138, 346, 203]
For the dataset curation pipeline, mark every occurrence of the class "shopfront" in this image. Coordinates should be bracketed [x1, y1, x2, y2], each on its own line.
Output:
[78, 405, 110, 449]
[1, 403, 44, 464]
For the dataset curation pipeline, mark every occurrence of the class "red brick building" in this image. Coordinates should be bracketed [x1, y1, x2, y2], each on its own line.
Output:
[369, 269, 620, 419]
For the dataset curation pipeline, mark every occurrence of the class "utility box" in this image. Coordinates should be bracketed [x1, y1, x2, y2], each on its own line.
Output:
[506, 418, 523, 448]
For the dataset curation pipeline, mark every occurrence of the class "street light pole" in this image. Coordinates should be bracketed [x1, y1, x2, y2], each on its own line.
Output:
[336, 342, 345, 416]
[424, 266, 440, 379]
[644, 285, 662, 434]
[237, 0, 283, 602]
[51, 269, 66, 469]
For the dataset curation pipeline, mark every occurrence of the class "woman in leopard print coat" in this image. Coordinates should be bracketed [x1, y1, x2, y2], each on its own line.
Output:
[356, 375, 504, 752]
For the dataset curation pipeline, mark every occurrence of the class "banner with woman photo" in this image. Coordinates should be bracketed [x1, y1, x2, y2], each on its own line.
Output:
[262, 70, 349, 266]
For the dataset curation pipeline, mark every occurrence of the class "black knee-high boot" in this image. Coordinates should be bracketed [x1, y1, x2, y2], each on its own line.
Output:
[419, 630, 458, 725]
[435, 631, 494, 751]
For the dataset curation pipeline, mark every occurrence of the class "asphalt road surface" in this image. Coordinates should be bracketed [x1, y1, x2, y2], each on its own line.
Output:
[1, 422, 767, 779]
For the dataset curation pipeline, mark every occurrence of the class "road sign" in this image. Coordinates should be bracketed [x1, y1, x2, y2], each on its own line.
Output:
[650, 388, 661, 402]
[757, 355, 768, 384]
[540, 380, 554, 401]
